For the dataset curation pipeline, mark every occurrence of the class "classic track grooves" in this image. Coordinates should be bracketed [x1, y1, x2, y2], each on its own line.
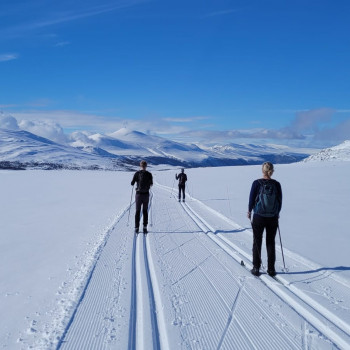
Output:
[179, 197, 350, 349]
[128, 191, 167, 350]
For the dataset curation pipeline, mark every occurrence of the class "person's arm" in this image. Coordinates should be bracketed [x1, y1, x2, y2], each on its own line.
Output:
[175, 174, 179, 180]
[150, 173, 153, 187]
[247, 180, 259, 218]
[184, 174, 187, 182]
[131, 171, 138, 186]
[277, 181, 282, 213]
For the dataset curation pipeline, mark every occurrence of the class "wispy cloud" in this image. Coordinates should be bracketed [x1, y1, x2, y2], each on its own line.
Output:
[9, 109, 188, 136]
[337, 109, 350, 113]
[1, 0, 146, 38]
[314, 119, 350, 142]
[27, 98, 55, 107]
[162, 116, 210, 123]
[289, 107, 335, 133]
[0, 104, 18, 108]
[202, 9, 238, 19]
[7, 106, 348, 147]
[54, 41, 70, 47]
[0, 53, 18, 62]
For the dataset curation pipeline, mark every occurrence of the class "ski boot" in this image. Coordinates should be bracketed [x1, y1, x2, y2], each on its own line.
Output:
[250, 267, 260, 276]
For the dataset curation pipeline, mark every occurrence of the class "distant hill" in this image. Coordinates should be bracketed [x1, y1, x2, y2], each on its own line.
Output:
[0, 127, 310, 170]
[0, 129, 126, 170]
[303, 141, 350, 162]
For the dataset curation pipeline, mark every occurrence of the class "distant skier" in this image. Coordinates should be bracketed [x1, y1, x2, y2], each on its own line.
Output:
[247, 162, 282, 277]
[175, 168, 187, 202]
[131, 160, 153, 234]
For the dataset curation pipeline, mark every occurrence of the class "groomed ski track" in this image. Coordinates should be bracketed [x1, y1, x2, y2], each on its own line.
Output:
[57, 183, 350, 349]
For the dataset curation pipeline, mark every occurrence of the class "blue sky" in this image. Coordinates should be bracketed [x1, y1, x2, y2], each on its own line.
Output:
[1, 0, 350, 146]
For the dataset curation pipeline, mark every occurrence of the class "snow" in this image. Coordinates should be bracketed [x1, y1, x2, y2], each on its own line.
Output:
[304, 140, 350, 162]
[0, 128, 117, 169]
[1, 126, 311, 168]
[1, 161, 350, 349]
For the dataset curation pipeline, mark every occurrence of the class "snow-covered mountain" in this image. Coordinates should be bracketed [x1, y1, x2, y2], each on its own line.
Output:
[71, 128, 309, 166]
[303, 140, 350, 162]
[0, 127, 310, 170]
[0, 128, 125, 170]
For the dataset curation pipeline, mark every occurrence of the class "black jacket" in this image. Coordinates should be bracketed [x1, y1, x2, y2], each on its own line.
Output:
[176, 172, 187, 185]
[131, 170, 153, 193]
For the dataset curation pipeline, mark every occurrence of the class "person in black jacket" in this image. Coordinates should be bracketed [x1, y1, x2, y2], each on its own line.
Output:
[131, 160, 153, 234]
[247, 162, 282, 277]
[175, 168, 187, 202]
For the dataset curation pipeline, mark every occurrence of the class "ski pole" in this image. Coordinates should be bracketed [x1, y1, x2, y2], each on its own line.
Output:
[150, 190, 154, 227]
[278, 224, 287, 272]
[127, 186, 134, 227]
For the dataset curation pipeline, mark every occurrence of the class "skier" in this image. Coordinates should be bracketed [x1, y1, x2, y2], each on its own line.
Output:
[175, 168, 187, 202]
[131, 160, 153, 234]
[247, 162, 282, 277]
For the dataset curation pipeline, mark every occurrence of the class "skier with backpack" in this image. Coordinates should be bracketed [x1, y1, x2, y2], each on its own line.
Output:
[175, 168, 187, 202]
[247, 162, 282, 277]
[131, 160, 153, 234]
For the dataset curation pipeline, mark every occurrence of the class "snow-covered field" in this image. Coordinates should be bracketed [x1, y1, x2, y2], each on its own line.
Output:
[1, 161, 349, 349]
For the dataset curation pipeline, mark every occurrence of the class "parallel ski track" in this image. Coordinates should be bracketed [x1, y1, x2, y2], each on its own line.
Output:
[188, 193, 350, 290]
[158, 181, 350, 290]
[58, 190, 169, 350]
[179, 197, 350, 349]
[157, 184, 350, 348]
[163, 203, 302, 349]
[128, 191, 170, 350]
[159, 192, 304, 349]
[56, 202, 133, 350]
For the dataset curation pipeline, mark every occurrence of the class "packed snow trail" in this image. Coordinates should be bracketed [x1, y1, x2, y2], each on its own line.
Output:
[179, 201, 350, 349]
[178, 187, 350, 343]
[56, 184, 349, 349]
[58, 193, 166, 350]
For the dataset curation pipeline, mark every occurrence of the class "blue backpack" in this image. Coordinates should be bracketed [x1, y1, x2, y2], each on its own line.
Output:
[254, 180, 280, 217]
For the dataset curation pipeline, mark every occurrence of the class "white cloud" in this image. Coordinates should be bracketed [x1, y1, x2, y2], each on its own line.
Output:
[0, 53, 18, 62]
[8, 107, 348, 147]
[290, 107, 335, 133]
[0, 114, 19, 130]
[314, 119, 350, 142]
[10, 110, 190, 136]
[18, 119, 67, 144]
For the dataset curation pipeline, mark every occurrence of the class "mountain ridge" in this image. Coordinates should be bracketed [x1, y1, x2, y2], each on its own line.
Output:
[0, 127, 313, 170]
[303, 140, 350, 162]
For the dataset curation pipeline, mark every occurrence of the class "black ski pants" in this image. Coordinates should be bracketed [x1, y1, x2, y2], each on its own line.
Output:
[178, 184, 185, 200]
[135, 192, 149, 228]
[251, 215, 278, 271]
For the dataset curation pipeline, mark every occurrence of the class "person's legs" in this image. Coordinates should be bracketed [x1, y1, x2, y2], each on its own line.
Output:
[181, 185, 185, 200]
[142, 194, 150, 227]
[265, 217, 278, 272]
[135, 193, 142, 229]
[178, 185, 181, 200]
[251, 215, 265, 269]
